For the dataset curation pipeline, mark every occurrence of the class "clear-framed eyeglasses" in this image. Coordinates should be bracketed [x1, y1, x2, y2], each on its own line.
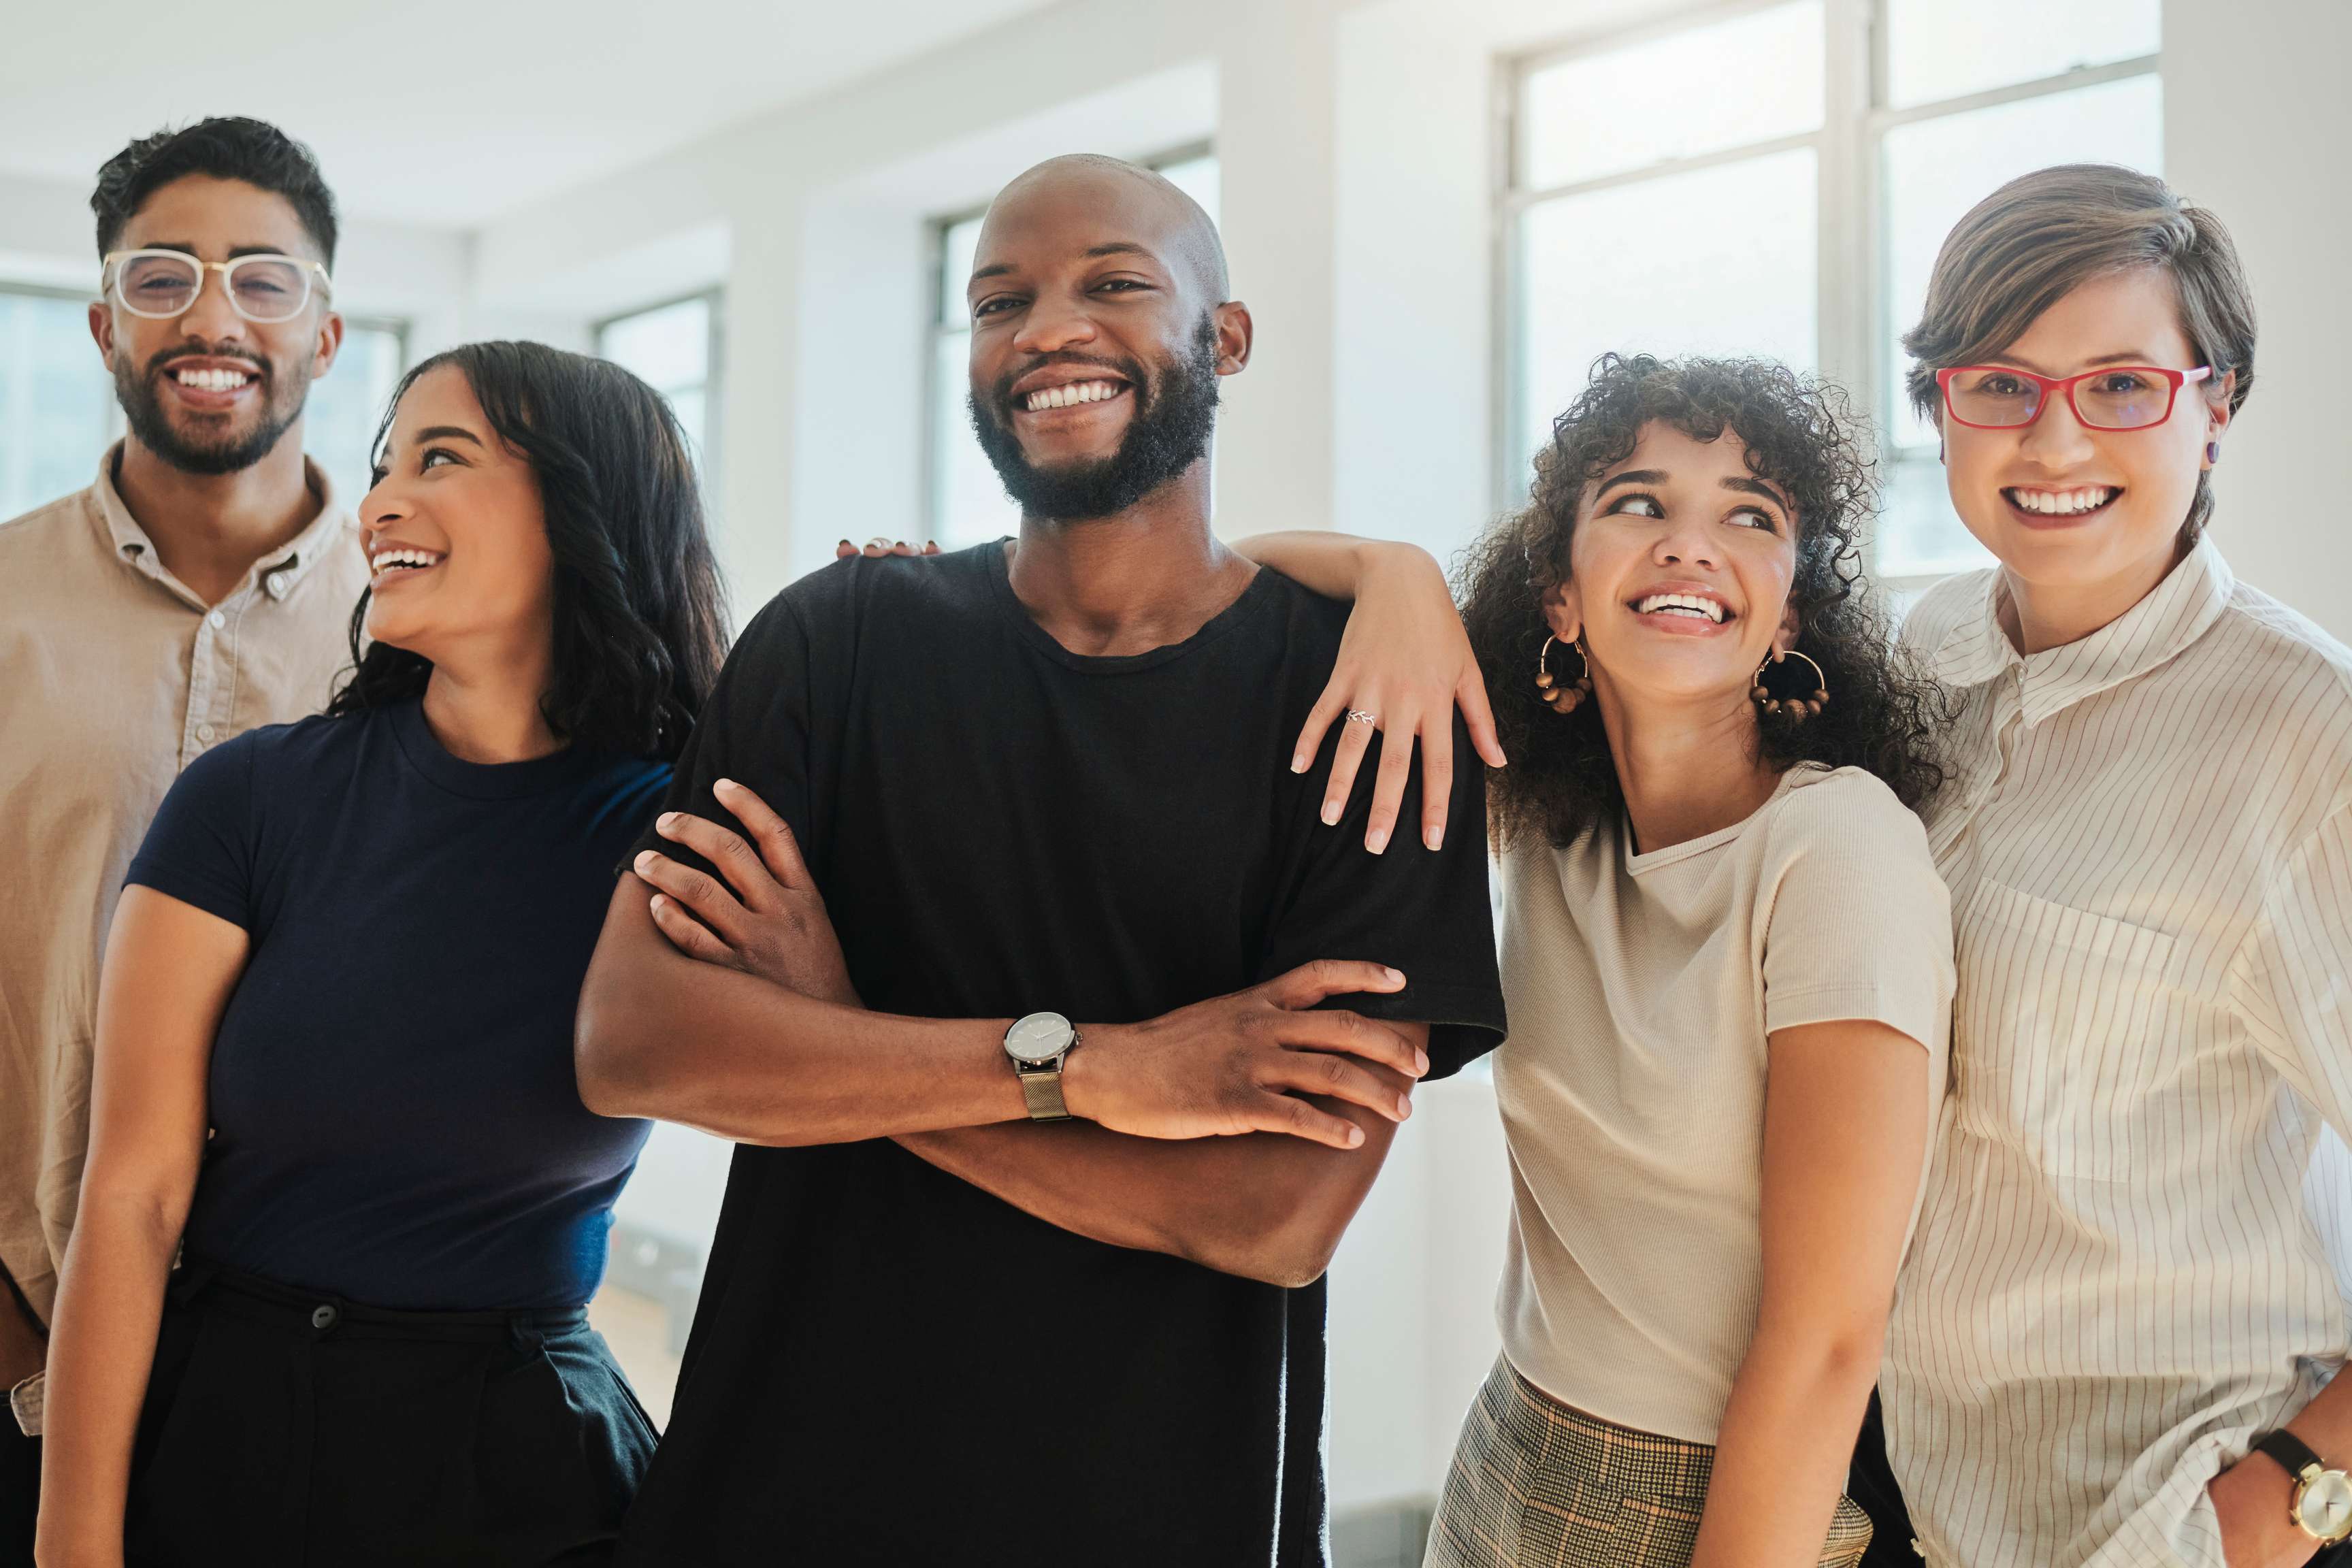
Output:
[100, 248, 333, 325]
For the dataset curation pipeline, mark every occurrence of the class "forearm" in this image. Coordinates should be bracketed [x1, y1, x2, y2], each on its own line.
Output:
[577, 881, 1027, 1144]
[896, 1096, 1394, 1288]
[2208, 1364, 2352, 1568]
[1229, 530, 1423, 601]
[35, 1196, 184, 1567]
[1689, 1325, 1884, 1568]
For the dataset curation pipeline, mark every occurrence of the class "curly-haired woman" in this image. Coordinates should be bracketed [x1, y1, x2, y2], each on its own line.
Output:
[35, 342, 728, 1567]
[1232, 353, 1955, 1568]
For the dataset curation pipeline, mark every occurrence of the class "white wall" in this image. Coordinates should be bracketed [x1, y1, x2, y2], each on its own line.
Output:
[2164, 0, 2352, 639]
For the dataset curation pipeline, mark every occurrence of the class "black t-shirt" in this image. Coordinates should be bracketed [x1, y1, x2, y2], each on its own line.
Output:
[617, 544, 1505, 1568]
[123, 701, 666, 1309]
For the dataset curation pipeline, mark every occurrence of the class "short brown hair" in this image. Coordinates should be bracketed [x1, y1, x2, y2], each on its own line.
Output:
[1902, 164, 2256, 542]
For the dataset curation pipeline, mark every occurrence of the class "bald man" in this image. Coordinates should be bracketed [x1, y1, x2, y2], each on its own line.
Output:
[577, 157, 1505, 1567]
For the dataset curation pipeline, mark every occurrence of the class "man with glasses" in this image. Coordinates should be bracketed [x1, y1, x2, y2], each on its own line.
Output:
[0, 117, 367, 1560]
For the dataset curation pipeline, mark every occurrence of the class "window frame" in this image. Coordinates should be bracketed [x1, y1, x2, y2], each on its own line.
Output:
[921, 141, 1215, 545]
[1494, 0, 2160, 591]
[593, 286, 726, 491]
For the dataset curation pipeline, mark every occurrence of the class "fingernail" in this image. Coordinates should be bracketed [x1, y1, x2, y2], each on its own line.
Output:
[657, 813, 679, 830]
[1345, 1125, 1365, 1147]
[1396, 1096, 1413, 1120]
[1384, 967, 1405, 985]
[1320, 801, 1341, 826]
[1424, 828, 1444, 851]
[1414, 1049, 1430, 1075]
[714, 778, 737, 794]
[634, 851, 655, 871]
[1366, 828, 1388, 854]
[1290, 755, 1309, 774]
[648, 894, 665, 911]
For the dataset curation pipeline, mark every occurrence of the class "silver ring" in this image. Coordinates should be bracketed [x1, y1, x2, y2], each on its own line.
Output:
[1345, 709, 1379, 726]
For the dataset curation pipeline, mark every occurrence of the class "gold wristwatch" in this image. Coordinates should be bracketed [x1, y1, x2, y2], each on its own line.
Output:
[2254, 1430, 2352, 1545]
[1003, 1012, 1080, 1122]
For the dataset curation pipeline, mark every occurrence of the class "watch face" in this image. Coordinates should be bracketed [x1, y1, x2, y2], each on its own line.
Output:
[2300, 1472, 2352, 1541]
[1005, 1011, 1075, 1065]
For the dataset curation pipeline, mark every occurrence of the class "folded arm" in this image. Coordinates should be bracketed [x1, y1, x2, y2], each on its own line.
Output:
[37, 889, 247, 1568]
[898, 1033, 1424, 1288]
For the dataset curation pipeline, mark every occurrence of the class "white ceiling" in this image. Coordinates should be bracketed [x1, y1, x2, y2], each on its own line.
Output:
[0, 0, 1059, 229]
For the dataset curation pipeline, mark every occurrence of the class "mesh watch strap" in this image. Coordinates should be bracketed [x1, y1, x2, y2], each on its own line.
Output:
[1018, 1065, 1071, 1121]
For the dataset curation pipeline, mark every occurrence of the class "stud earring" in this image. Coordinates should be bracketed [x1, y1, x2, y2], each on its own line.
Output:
[1535, 634, 1592, 715]
[2206, 440, 2221, 466]
[1753, 648, 1829, 721]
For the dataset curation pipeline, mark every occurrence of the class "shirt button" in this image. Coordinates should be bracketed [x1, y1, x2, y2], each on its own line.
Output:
[266, 575, 291, 601]
[208, 610, 227, 629]
[197, 724, 216, 742]
[311, 1303, 338, 1330]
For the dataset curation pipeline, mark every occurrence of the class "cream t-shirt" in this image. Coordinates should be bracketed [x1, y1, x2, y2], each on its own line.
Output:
[1494, 764, 1954, 1443]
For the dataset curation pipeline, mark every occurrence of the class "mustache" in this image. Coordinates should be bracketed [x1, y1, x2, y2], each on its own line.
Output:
[142, 342, 271, 382]
[987, 351, 1143, 410]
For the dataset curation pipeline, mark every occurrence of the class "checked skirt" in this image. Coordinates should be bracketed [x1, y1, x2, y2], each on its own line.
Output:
[1425, 1357, 1872, 1568]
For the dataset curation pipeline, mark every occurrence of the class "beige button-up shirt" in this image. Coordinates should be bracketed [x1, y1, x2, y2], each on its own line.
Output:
[1882, 538, 2352, 1568]
[0, 446, 367, 1333]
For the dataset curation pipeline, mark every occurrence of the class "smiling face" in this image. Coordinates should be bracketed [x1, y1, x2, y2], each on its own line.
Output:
[1550, 423, 1800, 714]
[91, 173, 341, 476]
[358, 365, 553, 667]
[1941, 267, 2232, 606]
[964, 159, 1249, 521]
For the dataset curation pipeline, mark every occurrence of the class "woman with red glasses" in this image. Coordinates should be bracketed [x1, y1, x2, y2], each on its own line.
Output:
[1213, 163, 2350, 1568]
[1868, 164, 2352, 1568]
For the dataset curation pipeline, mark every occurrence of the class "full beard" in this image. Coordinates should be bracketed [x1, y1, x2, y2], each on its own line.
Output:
[114, 348, 310, 476]
[969, 315, 1221, 523]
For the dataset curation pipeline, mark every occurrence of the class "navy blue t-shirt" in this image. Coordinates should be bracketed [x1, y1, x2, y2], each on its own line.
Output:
[125, 699, 667, 1310]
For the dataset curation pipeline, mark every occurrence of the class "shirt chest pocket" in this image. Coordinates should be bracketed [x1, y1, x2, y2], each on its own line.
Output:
[1954, 879, 2181, 1183]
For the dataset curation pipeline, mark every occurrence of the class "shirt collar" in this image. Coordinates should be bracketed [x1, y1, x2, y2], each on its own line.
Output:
[1927, 536, 2236, 726]
[92, 440, 359, 604]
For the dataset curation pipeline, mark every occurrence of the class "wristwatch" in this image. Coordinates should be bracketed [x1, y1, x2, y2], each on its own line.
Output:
[2254, 1430, 2352, 1544]
[1003, 1012, 1080, 1122]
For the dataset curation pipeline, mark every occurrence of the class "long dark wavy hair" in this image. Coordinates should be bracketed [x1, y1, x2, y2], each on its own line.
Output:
[1460, 353, 1948, 851]
[327, 341, 728, 760]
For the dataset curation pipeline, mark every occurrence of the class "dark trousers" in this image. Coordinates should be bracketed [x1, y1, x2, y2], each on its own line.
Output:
[1846, 1390, 1916, 1567]
[125, 1260, 655, 1568]
[0, 1421, 34, 1568]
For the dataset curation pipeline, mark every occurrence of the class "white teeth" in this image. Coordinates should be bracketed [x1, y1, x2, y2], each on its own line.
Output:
[2009, 486, 2116, 516]
[1024, 379, 1124, 412]
[370, 548, 443, 577]
[1635, 593, 1727, 623]
[173, 366, 254, 393]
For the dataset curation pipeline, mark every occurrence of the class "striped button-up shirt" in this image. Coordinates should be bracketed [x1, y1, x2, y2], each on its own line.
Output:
[1882, 538, 2352, 1568]
[0, 447, 365, 1339]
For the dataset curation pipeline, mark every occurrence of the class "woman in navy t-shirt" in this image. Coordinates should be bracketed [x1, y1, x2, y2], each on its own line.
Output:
[36, 341, 726, 1567]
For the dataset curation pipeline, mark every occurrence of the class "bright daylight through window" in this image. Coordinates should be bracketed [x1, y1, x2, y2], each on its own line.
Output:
[928, 150, 1220, 550]
[1505, 0, 2160, 585]
[597, 291, 721, 483]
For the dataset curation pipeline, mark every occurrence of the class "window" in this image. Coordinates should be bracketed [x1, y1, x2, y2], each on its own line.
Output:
[0, 283, 406, 521]
[0, 285, 118, 519]
[597, 291, 723, 489]
[1503, 0, 2161, 585]
[309, 321, 407, 505]
[926, 149, 1220, 549]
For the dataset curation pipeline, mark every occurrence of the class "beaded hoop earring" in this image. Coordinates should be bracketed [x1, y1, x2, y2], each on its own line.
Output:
[1535, 634, 1593, 715]
[1752, 648, 1830, 721]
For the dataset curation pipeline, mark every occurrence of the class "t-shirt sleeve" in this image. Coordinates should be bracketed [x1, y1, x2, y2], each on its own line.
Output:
[629, 592, 821, 883]
[1260, 713, 1507, 1079]
[123, 733, 263, 930]
[1760, 772, 1955, 1054]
